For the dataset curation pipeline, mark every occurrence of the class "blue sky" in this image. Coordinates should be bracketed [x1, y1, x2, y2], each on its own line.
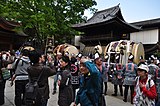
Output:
[84, 0, 160, 23]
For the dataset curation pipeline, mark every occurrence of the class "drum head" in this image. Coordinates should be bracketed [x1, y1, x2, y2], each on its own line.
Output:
[64, 46, 78, 59]
[133, 43, 145, 64]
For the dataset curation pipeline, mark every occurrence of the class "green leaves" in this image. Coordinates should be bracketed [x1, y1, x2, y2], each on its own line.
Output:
[0, 0, 97, 44]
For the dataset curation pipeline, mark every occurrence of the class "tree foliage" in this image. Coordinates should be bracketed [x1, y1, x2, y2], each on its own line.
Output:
[0, 0, 97, 44]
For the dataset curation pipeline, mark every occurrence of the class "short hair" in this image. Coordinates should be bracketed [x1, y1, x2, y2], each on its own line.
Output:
[61, 56, 70, 68]
[21, 49, 29, 56]
[29, 50, 41, 64]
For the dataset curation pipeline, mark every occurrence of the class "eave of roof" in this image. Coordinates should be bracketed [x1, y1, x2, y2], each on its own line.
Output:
[16, 31, 28, 37]
[117, 17, 141, 31]
[144, 43, 160, 54]
[0, 17, 21, 31]
[0, 17, 28, 37]
[130, 18, 160, 28]
[131, 18, 160, 26]
[73, 17, 141, 33]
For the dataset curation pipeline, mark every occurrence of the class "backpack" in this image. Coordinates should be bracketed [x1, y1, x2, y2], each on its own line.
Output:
[25, 68, 44, 105]
[0, 58, 20, 80]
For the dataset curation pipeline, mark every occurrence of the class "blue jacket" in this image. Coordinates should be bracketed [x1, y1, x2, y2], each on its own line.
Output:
[75, 61, 102, 106]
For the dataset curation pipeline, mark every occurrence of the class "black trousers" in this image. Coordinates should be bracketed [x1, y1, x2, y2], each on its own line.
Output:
[113, 84, 123, 95]
[104, 82, 107, 94]
[72, 84, 79, 102]
[15, 80, 28, 106]
[0, 80, 6, 105]
[123, 85, 134, 103]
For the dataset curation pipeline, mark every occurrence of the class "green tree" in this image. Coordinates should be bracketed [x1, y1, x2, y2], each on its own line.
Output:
[0, 0, 97, 45]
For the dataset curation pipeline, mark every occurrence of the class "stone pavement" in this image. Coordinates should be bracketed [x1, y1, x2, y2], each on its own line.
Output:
[3, 77, 133, 106]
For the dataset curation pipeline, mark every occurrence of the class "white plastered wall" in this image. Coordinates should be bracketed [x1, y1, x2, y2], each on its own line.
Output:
[130, 29, 158, 44]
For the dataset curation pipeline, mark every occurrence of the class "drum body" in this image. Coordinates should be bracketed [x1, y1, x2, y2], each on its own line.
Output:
[19, 46, 35, 52]
[104, 40, 145, 65]
[53, 43, 79, 59]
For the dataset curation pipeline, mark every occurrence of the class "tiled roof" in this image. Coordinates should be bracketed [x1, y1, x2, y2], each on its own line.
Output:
[87, 5, 123, 24]
[72, 4, 140, 31]
[73, 4, 122, 27]
[131, 18, 160, 28]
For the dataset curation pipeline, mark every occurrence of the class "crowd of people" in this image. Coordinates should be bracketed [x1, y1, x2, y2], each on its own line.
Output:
[109, 54, 160, 106]
[0, 48, 160, 106]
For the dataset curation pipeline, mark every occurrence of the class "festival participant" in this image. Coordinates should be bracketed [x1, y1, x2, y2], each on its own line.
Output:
[27, 50, 56, 106]
[133, 64, 157, 106]
[73, 56, 102, 106]
[155, 65, 160, 106]
[11, 49, 30, 106]
[0, 51, 10, 105]
[137, 56, 146, 66]
[94, 53, 108, 96]
[70, 54, 80, 101]
[57, 56, 73, 106]
[112, 54, 123, 96]
[123, 54, 137, 104]
[52, 52, 62, 95]
[148, 55, 159, 82]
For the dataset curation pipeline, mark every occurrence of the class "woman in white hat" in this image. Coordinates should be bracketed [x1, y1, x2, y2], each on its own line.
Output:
[133, 64, 157, 106]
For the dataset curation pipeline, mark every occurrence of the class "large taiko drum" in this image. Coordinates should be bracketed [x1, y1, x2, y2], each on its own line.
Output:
[132, 42, 145, 64]
[53, 43, 79, 59]
[104, 40, 145, 65]
[19, 45, 35, 52]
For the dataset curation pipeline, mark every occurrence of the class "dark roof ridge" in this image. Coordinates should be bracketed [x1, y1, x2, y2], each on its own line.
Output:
[96, 3, 120, 14]
[72, 4, 141, 32]
[130, 18, 160, 24]
[87, 4, 120, 22]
